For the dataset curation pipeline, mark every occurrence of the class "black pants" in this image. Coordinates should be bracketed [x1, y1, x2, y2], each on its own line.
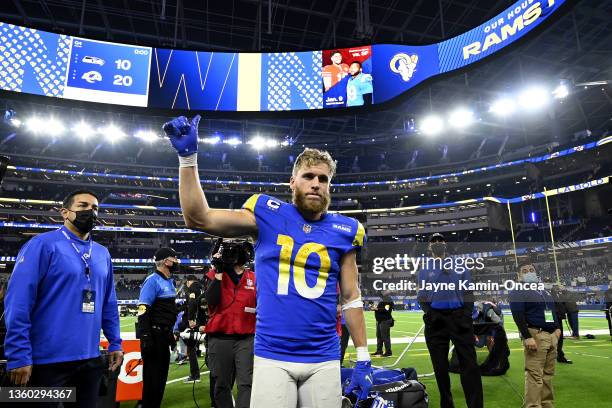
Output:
[606, 304, 612, 336]
[207, 335, 254, 408]
[187, 342, 200, 379]
[141, 330, 171, 408]
[424, 309, 483, 408]
[375, 318, 392, 354]
[557, 318, 566, 358]
[340, 324, 350, 365]
[25, 356, 104, 408]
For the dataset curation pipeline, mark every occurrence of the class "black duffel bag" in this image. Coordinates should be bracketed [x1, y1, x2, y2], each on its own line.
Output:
[344, 379, 428, 408]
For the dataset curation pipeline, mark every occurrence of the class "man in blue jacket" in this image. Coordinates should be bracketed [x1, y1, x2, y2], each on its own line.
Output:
[4, 190, 123, 406]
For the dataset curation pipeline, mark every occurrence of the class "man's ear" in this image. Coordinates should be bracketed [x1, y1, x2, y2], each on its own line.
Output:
[60, 208, 69, 220]
[289, 175, 296, 190]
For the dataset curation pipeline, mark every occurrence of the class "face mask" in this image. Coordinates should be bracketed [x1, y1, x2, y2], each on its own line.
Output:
[430, 242, 446, 257]
[522, 271, 539, 283]
[68, 209, 97, 234]
[169, 262, 180, 273]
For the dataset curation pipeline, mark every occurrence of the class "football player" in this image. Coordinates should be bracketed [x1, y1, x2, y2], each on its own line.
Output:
[346, 61, 373, 107]
[163, 115, 372, 407]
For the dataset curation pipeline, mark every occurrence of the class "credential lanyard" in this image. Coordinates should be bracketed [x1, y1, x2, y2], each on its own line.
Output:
[61, 228, 93, 288]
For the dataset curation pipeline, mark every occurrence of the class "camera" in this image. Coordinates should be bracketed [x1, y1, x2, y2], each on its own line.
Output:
[210, 238, 254, 270]
[179, 328, 205, 344]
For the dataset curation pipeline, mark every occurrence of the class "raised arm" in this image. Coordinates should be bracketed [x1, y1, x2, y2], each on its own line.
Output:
[164, 115, 257, 238]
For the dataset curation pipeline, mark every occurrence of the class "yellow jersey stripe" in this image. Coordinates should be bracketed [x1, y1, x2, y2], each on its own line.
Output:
[352, 222, 365, 247]
[242, 194, 261, 213]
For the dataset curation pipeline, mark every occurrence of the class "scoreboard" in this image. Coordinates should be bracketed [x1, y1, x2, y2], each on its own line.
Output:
[64, 38, 151, 106]
[0, 0, 569, 114]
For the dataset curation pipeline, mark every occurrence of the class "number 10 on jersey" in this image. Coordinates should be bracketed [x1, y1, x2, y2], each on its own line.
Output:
[276, 234, 331, 299]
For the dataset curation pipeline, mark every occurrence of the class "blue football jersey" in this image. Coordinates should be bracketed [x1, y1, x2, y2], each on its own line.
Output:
[347, 73, 373, 107]
[242, 194, 366, 363]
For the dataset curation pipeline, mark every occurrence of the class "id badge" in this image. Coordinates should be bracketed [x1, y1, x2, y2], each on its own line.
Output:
[82, 289, 96, 313]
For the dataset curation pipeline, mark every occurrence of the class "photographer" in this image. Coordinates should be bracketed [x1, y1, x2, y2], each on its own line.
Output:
[205, 239, 256, 408]
[180, 275, 204, 383]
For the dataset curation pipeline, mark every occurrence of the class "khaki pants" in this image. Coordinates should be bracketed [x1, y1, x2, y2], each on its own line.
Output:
[250, 356, 341, 408]
[524, 328, 558, 408]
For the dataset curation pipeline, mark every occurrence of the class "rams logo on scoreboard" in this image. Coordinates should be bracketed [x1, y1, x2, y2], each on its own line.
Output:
[389, 53, 418, 82]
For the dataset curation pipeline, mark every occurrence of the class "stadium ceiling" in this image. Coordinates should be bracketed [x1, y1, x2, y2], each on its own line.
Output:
[1, 0, 611, 151]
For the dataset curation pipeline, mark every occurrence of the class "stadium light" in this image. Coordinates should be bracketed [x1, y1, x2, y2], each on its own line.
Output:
[248, 136, 265, 149]
[420, 115, 444, 135]
[248, 136, 279, 149]
[47, 118, 65, 137]
[201, 136, 221, 144]
[26, 116, 45, 134]
[552, 83, 569, 99]
[134, 130, 159, 143]
[489, 98, 516, 116]
[100, 124, 126, 143]
[72, 121, 96, 140]
[518, 86, 550, 110]
[224, 137, 242, 146]
[448, 108, 474, 128]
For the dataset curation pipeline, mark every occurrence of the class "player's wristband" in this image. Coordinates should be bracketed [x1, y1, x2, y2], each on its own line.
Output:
[178, 153, 197, 168]
[356, 347, 371, 361]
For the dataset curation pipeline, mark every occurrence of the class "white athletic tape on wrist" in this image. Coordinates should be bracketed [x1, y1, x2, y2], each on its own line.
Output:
[342, 298, 363, 311]
[356, 347, 371, 361]
[178, 153, 197, 168]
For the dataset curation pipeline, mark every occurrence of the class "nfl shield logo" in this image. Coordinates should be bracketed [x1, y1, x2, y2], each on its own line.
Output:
[303, 224, 312, 234]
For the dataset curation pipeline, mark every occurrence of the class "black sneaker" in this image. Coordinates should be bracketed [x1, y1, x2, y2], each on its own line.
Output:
[371, 351, 383, 356]
[183, 377, 201, 383]
[557, 357, 573, 364]
[383, 352, 393, 357]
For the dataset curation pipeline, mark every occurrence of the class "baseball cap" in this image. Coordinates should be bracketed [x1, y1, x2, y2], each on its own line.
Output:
[154, 247, 180, 261]
[429, 233, 445, 242]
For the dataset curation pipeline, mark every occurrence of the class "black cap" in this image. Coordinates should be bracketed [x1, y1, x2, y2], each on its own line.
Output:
[154, 247, 180, 261]
[186, 274, 198, 281]
[429, 232, 445, 242]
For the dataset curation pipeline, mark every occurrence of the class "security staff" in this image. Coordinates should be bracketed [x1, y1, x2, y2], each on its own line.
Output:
[181, 274, 203, 383]
[137, 247, 179, 408]
[205, 240, 256, 408]
[372, 291, 394, 357]
[418, 233, 483, 408]
[4, 190, 123, 406]
[510, 260, 560, 408]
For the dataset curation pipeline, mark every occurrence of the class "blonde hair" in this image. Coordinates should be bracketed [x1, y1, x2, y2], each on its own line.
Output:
[292, 148, 337, 178]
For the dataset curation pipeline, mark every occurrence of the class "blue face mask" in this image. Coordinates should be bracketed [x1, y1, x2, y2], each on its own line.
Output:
[522, 271, 539, 283]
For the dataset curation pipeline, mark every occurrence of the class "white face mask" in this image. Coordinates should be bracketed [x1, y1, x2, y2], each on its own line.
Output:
[522, 271, 539, 283]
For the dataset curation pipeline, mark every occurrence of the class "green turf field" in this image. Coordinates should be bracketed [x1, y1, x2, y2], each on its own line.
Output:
[117, 311, 612, 407]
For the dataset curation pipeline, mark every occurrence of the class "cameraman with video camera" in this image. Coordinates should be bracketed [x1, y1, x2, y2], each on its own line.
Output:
[205, 239, 256, 408]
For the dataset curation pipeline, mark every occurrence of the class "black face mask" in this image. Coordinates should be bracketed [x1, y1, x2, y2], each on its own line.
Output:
[430, 242, 446, 258]
[169, 262, 180, 273]
[68, 209, 97, 234]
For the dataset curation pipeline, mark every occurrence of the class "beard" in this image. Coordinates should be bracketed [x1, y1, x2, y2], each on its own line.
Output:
[293, 189, 330, 215]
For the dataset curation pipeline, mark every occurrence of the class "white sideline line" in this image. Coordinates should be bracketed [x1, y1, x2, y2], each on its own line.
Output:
[166, 371, 210, 385]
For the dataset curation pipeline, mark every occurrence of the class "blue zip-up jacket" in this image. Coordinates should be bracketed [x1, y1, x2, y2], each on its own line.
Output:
[4, 226, 122, 370]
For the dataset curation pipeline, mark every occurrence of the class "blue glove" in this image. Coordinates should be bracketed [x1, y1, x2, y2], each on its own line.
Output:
[345, 360, 373, 401]
[162, 115, 201, 157]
